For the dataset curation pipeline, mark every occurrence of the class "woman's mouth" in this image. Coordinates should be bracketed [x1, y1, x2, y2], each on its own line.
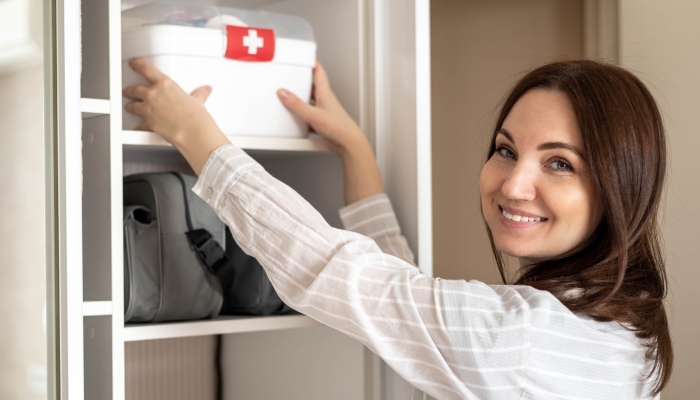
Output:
[499, 206, 548, 227]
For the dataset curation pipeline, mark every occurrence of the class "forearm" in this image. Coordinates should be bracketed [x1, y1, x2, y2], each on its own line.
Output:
[338, 193, 417, 265]
[170, 121, 231, 176]
[340, 138, 384, 205]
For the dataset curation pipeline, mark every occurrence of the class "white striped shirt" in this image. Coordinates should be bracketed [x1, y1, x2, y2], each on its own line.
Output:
[193, 145, 656, 400]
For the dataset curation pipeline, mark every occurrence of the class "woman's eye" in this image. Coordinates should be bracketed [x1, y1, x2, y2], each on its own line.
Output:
[549, 160, 573, 171]
[496, 147, 515, 159]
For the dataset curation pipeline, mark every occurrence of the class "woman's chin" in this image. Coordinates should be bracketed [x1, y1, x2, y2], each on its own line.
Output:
[494, 242, 549, 263]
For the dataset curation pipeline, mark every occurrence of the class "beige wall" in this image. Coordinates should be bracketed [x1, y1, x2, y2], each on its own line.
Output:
[619, 1, 700, 397]
[431, 0, 584, 282]
[0, 66, 47, 398]
[432, 0, 700, 396]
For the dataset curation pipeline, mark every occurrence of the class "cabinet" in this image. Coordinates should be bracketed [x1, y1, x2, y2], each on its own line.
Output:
[53, 0, 431, 399]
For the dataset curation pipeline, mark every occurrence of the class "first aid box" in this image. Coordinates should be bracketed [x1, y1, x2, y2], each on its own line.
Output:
[122, 2, 316, 138]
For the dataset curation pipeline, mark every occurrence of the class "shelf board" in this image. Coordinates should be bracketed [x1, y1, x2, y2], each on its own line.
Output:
[81, 98, 111, 118]
[122, 130, 330, 152]
[83, 301, 113, 316]
[123, 314, 319, 342]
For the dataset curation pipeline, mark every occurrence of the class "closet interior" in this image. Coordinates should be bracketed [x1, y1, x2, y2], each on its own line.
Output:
[74, 0, 431, 399]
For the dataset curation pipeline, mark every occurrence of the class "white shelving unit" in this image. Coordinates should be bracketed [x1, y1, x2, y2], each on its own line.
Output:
[55, 0, 431, 399]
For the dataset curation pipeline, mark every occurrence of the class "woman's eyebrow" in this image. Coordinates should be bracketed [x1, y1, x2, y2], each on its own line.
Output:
[496, 129, 513, 142]
[497, 128, 585, 159]
[538, 142, 585, 158]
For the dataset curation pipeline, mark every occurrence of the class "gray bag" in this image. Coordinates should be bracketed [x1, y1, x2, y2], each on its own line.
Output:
[123, 172, 226, 323]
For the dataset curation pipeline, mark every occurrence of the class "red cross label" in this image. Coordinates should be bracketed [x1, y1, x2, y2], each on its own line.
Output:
[225, 25, 276, 62]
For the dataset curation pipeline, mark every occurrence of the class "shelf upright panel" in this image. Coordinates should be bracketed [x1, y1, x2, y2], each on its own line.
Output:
[358, 2, 381, 398]
[56, 0, 85, 397]
[414, 0, 433, 279]
[79, 0, 118, 397]
[109, 0, 125, 398]
[373, 0, 432, 276]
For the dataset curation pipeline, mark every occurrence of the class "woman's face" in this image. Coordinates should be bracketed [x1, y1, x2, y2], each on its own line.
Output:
[480, 89, 603, 265]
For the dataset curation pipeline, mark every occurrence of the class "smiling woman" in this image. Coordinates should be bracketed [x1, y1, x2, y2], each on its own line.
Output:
[123, 58, 670, 399]
[482, 61, 671, 395]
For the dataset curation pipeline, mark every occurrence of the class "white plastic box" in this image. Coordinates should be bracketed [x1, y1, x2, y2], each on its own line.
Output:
[122, 2, 316, 138]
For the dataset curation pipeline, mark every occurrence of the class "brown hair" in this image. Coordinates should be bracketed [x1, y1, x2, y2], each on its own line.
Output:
[486, 60, 672, 395]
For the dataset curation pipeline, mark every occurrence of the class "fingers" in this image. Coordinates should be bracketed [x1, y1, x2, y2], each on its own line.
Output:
[313, 62, 332, 94]
[124, 101, 145, 116]
[277, 89, 319, 123]
[134, 122, 150, 131]
[190, 85, 213, 103]
[128, 58, 168, 84]
[122, 85, 149, 100]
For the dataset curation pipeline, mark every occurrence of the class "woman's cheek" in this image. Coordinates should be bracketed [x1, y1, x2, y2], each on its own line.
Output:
[480, 158, 511, 237]
[479, 159, 499, 213]
[480, 158, 502, 194]
[540, 178, 599, 254]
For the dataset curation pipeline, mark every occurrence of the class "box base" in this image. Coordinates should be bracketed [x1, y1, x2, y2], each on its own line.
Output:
[122, 55, 312, 138]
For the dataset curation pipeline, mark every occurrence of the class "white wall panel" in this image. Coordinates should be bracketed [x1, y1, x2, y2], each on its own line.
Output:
[0, 66, 47, 400]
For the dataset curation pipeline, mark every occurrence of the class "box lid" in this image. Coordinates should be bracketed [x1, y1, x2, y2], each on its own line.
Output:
[122, 1, 315, 66]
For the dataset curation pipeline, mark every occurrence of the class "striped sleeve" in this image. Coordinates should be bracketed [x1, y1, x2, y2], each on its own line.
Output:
[193, 145, 531, 399]
[338, 193, 416, 266]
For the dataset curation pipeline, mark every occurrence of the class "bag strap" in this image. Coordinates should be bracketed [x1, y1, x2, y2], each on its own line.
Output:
[171, 172, 235, 291]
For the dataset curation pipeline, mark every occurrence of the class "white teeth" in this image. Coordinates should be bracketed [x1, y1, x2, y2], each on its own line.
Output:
[501, 209, 543, 223]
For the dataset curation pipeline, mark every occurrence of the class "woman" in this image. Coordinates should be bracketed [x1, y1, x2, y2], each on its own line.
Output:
[123, 59, 672, 399]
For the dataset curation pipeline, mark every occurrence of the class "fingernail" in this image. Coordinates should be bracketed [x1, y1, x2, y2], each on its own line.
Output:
[206, 86, 213, 93]
[278, 89, 289, 100]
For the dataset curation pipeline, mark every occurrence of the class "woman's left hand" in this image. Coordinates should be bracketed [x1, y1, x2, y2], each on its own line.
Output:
[123, 59, 230, 175]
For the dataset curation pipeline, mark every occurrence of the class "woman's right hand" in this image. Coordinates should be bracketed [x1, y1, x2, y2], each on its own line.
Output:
[277, 62, 384, 205]
[277, 62, 367, 157]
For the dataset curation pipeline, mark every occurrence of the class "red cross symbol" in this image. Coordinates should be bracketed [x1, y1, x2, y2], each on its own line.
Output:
[225, 25, 276, 62]
[243, 29, 264, 54]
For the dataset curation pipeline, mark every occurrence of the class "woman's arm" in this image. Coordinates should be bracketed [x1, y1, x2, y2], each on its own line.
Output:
[276, 62, 383, 205]
[338, 193, 416, 265]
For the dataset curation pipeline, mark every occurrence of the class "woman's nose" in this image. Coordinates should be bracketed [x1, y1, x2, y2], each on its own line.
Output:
[501, 162, 537, 201]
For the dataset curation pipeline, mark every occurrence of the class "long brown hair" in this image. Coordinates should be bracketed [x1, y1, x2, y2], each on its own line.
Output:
[485, 60, 672, 395]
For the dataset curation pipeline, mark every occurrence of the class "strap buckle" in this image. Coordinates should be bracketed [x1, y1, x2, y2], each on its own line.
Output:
[186, 229, 230, 275]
